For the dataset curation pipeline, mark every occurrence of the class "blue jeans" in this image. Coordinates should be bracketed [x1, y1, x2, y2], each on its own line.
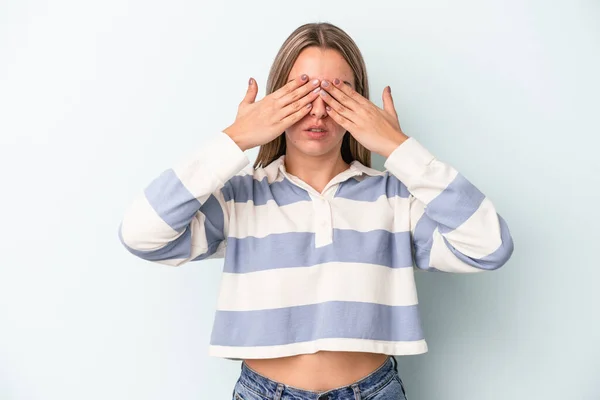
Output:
[232, 355, 407, 400]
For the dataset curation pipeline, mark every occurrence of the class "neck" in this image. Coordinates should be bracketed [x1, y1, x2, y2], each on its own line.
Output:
[283, 146, 350, 194]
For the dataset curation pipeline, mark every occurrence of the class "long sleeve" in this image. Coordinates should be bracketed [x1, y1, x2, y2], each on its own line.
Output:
[118, 132, 250, 266]
[384, 137, 514, 273]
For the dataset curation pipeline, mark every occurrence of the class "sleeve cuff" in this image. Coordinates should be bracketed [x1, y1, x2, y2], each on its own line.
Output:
[175, 131, 250, 187]
[201, 131, 250, 184]
[383, 137, 436, 188]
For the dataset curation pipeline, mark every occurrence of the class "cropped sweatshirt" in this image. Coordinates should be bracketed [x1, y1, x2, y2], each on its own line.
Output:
[118, 131, 514, 360]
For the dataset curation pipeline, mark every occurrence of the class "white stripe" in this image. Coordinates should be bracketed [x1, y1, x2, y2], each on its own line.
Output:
[120, 192, 224, 264]
[120, 194, 181, 251]
[158, 258, 187, 266]
[443, 197, 503, 258]
[408, 195, 426, 234]
[227, 196, 414, 239]
[172, 165, 222, 206]
[413, 166, 459, 205]
[429, 228, 484, 273]
[216, 262, 419, 311]
[187, 214, 221, 258]
[228, 200, 314, 239]
[384, 138, 460, 205]
[173, 131, 250, 192]
[209, 338, 428, 360]
[333, 196, 411, 233]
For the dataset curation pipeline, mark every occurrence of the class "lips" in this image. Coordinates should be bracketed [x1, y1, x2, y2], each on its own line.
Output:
[305, 125, 328, 133]
[305, 129, 328, 139]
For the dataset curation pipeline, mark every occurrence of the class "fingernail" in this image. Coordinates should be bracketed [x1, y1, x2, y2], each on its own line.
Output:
[388, 86, 392, 93]
[322, 80, 330, 88]
[301, 74, 308, 81]
[306, 103, 312, 109]
[312, 79, 320, 86]
[326, 106, 332, 111]
[248, 78, 253, 85]
[313, 87, 320, 93]
[334, 78, 340, 85]
[320, 89, 327, 96]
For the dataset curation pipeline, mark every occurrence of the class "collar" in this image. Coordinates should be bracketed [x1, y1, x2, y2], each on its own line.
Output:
[262, 154, 383, 195]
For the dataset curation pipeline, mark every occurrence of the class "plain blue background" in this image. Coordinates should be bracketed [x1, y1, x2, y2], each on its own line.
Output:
[1, 0, 598, 399]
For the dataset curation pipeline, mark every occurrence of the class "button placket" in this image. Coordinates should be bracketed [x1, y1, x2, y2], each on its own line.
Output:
[276, 164, 362, 248]
[311, 194, 333, 248]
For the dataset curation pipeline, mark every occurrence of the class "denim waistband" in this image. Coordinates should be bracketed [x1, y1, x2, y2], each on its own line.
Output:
[238, 355, 399, 400]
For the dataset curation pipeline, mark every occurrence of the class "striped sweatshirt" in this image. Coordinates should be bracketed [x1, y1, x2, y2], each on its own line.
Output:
[118, 131, 514, 360]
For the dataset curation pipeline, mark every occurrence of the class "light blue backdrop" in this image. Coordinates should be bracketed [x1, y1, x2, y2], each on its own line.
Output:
[1, 0, 598, 399]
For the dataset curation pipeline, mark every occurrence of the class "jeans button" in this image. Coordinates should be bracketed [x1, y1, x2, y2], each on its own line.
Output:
[318, 395, 330, 400]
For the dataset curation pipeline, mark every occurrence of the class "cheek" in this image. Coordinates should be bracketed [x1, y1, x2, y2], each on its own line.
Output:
[330, 123, 347, 138]
[285, 124, 302, 138]
[287, 116, 307, 133]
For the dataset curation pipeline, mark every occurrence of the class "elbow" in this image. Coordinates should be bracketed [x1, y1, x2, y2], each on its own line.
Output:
[438, 214, 514, 273]
[118, 217, 155, 255]
[117, 221, 190, 267]
[484, 236, 514, 271]
[487, 214, 514, 270]
[472, 214, 515, 271]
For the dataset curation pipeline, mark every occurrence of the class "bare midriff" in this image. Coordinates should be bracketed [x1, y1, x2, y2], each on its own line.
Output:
[243, 351, 389, 392]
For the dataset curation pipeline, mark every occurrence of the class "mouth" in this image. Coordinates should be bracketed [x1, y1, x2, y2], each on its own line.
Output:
[304, 128, 328, 139]
[304, 126, 328, 139]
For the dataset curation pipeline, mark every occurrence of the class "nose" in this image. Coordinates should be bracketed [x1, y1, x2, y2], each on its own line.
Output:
[310, 94, 327, 119]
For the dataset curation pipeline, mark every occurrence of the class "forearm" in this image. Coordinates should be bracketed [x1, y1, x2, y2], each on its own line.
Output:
[385, 137, 514, 272]
[118, 132, 250, 264]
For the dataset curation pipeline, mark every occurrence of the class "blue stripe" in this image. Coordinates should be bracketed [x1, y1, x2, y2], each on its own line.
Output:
[199, 194, 226, 241]
[221, 175, 310, 206]
[224, 229, 413, 273]
[144, 169, 201, 232]
[426, 174, 486, 234]
[412, 242, 439, 272]
[210, 301, 424, 346]
[412, 211, 439, 271]
[335, 173, 410, 202]
[442, 214, 514, 270]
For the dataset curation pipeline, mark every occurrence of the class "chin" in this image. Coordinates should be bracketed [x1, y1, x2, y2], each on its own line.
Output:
[286, 134, 344, 157]
[296, 147, 338, 157]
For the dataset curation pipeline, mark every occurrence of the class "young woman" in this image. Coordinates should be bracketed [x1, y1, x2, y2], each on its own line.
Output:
[119, 22, 514, 400]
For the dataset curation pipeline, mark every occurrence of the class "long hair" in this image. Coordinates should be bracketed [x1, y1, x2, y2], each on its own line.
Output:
[253, 22, 371, 169]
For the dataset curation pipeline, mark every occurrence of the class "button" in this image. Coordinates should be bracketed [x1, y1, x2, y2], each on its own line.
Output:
[318, 395, 330, 400]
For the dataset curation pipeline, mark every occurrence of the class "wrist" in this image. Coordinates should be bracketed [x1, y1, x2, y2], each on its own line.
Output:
[380, 130, 409, 158]
[223, 124, 250, 152]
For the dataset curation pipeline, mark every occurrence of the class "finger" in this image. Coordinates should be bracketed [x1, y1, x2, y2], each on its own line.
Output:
[279, 86, 321, 119]
[382, 86, 398, 118]
[319, 88, 357, 123]
[324, 103, 356, 132]
[273, 73, 311, 100]
[241, 77, 258, 105]
[279, 101, 315, 128]
[278, 78, 321, 107]
[321, 79, 366, 111]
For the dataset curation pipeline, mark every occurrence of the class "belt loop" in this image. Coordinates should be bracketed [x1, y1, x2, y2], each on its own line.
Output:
[351, 383, 361, 400]
[273, 383, 284, 400]
[391, 356, 398, 373]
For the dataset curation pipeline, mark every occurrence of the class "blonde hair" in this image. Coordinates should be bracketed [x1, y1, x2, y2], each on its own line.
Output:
[253, 22, 371, 169]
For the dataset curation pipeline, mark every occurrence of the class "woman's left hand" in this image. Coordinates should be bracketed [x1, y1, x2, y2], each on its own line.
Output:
[319, 79, 409, 157]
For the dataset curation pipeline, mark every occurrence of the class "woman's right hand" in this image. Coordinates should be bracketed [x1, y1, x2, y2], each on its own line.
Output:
[223, 74, 321, 151]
